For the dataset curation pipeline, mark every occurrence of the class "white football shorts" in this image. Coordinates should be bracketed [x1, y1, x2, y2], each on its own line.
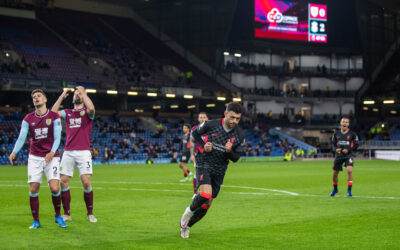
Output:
[27, 155, 60, 184]
[60, 150, 93, 177]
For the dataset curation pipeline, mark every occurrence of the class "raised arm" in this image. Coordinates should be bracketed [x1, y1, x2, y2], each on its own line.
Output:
[52, 89, 71, 118]
[9, 120, 29, 165]
[77, 86, 95, 119]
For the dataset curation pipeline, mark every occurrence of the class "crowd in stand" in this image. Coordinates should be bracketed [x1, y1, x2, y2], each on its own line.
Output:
[91, 114, 198, 163]
[0, 55, 47, 78]
[73, 38, 162, 88]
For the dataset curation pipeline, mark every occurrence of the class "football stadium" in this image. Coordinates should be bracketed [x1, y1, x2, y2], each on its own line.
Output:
[0, 0, 400, 249]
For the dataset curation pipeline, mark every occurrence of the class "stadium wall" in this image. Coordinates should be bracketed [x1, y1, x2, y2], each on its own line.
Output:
[232, 73, 363, 91]
[375, 151, 400, 161]
[310, 77, 363, 91]
[254, 101, 353, 115]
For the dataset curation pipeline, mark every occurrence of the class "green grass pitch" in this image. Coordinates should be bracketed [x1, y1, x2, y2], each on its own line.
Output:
[0, 160, 399, 249]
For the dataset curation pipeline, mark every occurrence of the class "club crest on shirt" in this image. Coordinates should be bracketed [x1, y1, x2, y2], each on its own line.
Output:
[46, 119, 52, 126]
[31, 123, 35, 126]
[80, 111, 85, 116]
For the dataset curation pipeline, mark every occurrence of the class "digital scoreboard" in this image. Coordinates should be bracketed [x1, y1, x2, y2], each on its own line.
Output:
[255, 0, 327, 43]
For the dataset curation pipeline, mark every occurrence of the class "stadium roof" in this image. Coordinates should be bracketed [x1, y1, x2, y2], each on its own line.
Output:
[369, 0, 400, 13]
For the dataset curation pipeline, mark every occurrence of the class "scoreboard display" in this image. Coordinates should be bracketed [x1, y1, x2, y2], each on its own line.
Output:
[255, 0, 327, 43]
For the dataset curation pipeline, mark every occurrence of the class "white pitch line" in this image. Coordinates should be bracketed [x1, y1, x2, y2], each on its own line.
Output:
[0, 183, 400, 200]
[223, 185, 299, 196]
[92, 181, 300, 195]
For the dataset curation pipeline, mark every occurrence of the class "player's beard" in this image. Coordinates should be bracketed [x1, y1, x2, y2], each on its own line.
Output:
[227, 121, 237, 130]
[73, 98, 83, 105]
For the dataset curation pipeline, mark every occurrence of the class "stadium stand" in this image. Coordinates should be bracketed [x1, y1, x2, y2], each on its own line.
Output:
[0, 110, 317, 165]
[1, 10, 230, 96]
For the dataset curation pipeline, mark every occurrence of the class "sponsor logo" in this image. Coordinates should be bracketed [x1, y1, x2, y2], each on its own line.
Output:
[212, 133, 218, 137]
[267, 8, 283, 23]
[34, 127, 48, 139]
[69, 118, 82, 128]
[46, 119, 52, 126]
[267, 8, 298, 24]
[212, 143, 227, 152]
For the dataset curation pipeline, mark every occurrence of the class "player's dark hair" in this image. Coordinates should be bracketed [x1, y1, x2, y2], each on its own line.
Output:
[198, 112, 208, 117]
[341, 116, 350, 121]
[226, 102, 243, 114]
[31, 89, 46, 97]
[184, 124, 191, 130]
